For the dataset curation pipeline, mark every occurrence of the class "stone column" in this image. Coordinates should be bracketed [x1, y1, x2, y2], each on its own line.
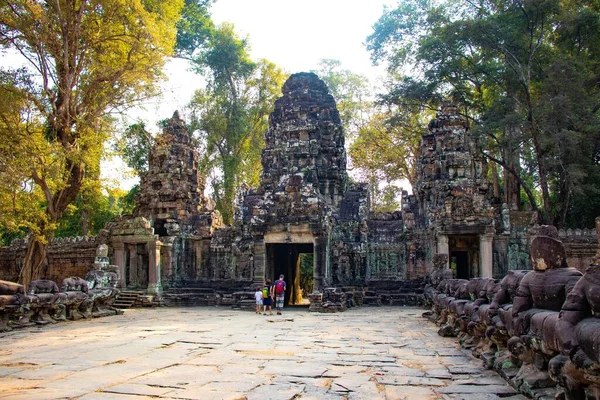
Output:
[128, 245, 138, 287]
[147, 239, 162, 296]
[253, 239, 266, 286]
[192, 238, 203, 280]
[480, 233, 494, 278]
[437, 234, 450, 269]
[112, 241, 126, 288]
[313, 236, 328, 292]
[160, 237, 174, 282]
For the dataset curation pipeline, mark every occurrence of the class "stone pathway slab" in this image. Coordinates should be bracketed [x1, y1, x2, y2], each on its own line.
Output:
[0, 307, 517, 399]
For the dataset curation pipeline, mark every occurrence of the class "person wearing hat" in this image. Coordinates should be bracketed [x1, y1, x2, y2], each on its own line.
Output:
[274, 274, 286, 315]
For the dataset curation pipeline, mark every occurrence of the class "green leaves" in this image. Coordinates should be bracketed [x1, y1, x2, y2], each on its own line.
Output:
[176, 0, 215, 59]
[186, 21, 286, 223]
[367, 0, 600, 227]
[113, 122, 155, 175]
[0, 0, 185, 285]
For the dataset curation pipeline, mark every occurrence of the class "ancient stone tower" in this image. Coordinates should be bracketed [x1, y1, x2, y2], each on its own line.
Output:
[413, 102, 496, 278]
[237, 73, 347, 293]
[134, 111, 215, 236]
[261, 72, 348, 207]
[108, 112, 221, 295]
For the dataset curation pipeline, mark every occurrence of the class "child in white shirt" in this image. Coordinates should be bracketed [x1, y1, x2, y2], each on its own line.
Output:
[254, 287, 263, 314]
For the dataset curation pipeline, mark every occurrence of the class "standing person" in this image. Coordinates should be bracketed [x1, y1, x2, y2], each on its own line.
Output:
[274, 274, 286, 315]
[262, 279, 273, 315]
[254, 286, 263, 314]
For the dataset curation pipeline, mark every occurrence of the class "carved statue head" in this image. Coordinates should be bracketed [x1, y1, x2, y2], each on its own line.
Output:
[529, 225, 567, 271]
[96, 244, 109, 258]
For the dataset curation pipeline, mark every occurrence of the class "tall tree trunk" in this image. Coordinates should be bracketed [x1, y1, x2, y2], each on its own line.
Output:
[555, 172, 571, 229]
[23, 161, 84, 288]
[504, 125, 521, 210]
[20, 234, 50, 292]
[490, 161, 501, 198]
[530, 126, 552, 223]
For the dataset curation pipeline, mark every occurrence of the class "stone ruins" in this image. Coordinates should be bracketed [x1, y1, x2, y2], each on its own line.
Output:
[1, 72, 596, 307]
[1, 71, 600, 397]
[424, 223, 600, 399]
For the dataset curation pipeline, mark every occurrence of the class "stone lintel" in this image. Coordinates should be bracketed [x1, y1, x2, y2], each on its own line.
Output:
[264, 224, 315, 244]
[109, 235, 159, 244]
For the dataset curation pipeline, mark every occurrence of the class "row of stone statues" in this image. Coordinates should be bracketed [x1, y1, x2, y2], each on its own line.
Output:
[424, 226, 599, 399]
[0, 245, 121, 332]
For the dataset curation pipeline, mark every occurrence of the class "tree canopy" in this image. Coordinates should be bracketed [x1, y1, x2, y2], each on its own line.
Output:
[367, 0, 600, 227]
[187, 23, 286, 224]
[0, 0, 184, 287]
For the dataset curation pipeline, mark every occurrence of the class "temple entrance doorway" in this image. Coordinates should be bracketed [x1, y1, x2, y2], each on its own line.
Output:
[266, 243, 314, 306]
[449, 236, 479, 279]
[124, 243, 149, 289]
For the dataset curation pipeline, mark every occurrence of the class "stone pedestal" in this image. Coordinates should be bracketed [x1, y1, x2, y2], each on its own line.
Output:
[314, 236, 329, 291]
[437, 235, 450, 269]
[253, 239, 266, 286]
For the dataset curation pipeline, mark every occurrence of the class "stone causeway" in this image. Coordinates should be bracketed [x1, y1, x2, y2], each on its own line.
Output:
[0, 307, 526, 400]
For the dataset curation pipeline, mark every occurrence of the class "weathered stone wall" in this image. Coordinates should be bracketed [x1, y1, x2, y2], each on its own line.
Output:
[0, 242, 24, 282]
[367, 214, 407, 281]
[0, 237, 100, 284]
[559, 228, 597, 272]
[331, 183, 368, 285]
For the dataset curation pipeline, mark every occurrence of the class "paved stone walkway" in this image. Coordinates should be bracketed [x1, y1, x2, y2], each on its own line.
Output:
[0, 307, 526, 400]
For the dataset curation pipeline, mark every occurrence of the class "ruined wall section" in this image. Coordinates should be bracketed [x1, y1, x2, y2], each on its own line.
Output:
[558, 228, 596, 272]
[367, 213, 407, 281]
[0, 236, 100, 284]
[331, 183, 369, 285]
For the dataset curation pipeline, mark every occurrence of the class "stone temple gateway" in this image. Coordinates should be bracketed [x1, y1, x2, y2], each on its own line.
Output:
[0, 72, 597, 310]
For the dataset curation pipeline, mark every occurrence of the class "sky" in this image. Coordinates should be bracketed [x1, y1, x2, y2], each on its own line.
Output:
[103, 0, 399, 188]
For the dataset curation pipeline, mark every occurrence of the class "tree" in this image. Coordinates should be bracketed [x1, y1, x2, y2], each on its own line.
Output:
[350, 108, 429, 187]
[175, 0, 214, 59]
[367, 0, 600, 226]
[311, 59, 372, 139]
[188, 24, 286, 223]
[349, 106, 430, 210]
[113, 122, 155, 176]
[0, 0, 184, 288]
[0, 69, 47, 247]
[55, 182, 131, 238]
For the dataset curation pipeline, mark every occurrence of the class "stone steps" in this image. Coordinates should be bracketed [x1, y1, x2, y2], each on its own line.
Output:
[113, 291, 141, 308]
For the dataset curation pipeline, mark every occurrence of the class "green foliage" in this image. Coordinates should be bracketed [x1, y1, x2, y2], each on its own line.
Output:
[311, 59, 372, 139]
[55, 183, 131, 238]
[0, 0, 184, 286]
[186, 23, 286, 224]
[350, 107, 431, 191]
[176, 0, 215, 59]
[298, 253, 314, 300]
[367, 0, 600, 227]
[122, 185, 140, 215]
[113, 122, 155, 176]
